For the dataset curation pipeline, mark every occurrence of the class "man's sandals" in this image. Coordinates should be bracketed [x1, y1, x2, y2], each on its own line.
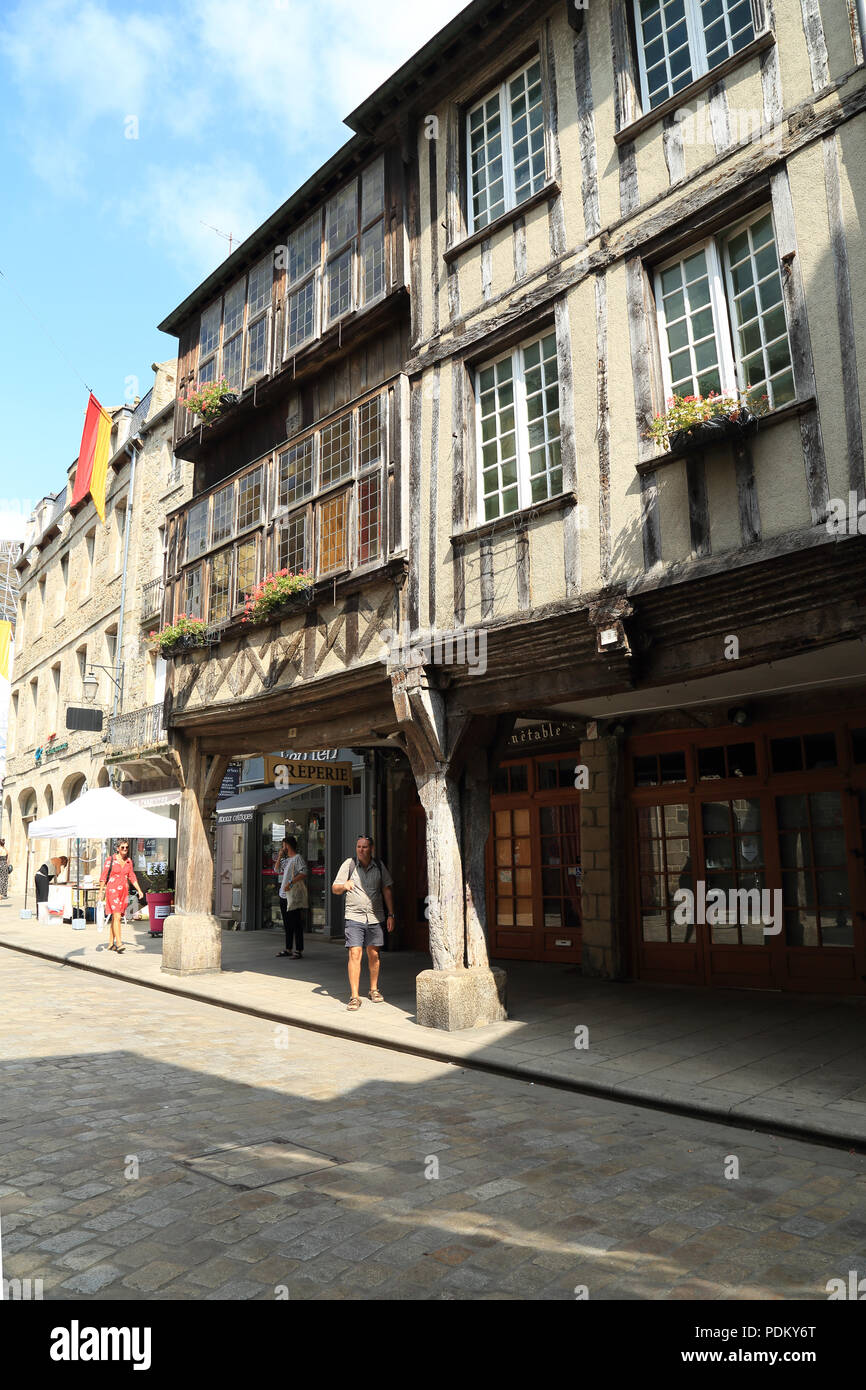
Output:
[347, 996, 361, 1010]
[347, 990, 384, 1009]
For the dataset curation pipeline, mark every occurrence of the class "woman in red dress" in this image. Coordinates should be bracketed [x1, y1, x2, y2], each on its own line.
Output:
[99, 841, 143, 954]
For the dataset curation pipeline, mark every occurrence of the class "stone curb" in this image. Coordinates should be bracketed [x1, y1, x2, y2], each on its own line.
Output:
[3, 936, 865, 1155]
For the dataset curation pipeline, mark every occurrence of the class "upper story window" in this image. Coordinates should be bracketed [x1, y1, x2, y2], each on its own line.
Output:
[284, 158, 387, 355]
[654, 209, 793, 409]
[196, 253, 275, 398]
[475, 331, 562, 521]
[633, 0, 756, 110]
[467, 58, 546, 232]
[168, 387, 389, 628]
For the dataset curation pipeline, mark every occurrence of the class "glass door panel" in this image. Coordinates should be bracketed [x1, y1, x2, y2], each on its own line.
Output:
[776, 791, 852, 947]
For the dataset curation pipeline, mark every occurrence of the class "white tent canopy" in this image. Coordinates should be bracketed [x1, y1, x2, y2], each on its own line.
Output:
[28, 786, 178, 840]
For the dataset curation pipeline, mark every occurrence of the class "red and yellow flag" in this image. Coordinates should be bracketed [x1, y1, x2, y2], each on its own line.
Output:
[70, 393, 113, 521]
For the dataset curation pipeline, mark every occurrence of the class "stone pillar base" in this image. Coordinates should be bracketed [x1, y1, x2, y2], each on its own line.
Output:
[161, 912, 222, 975]
[416, 966, 507, 1031]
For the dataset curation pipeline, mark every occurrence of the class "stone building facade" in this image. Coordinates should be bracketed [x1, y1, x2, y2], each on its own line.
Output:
[2, 360, 188, 879]
[158, 0, 866, 1020]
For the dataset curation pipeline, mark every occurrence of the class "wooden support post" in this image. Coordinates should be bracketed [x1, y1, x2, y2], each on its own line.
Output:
[162, 736, 229, 976]
[390, 667, 507, 1028]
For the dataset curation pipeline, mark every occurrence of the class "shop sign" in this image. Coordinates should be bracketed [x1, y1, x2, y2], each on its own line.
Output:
[218, 761, 242, 800]
[264, 757, 352, 787]
[219, 809, 255, 825]
[506, 721, 582, 750]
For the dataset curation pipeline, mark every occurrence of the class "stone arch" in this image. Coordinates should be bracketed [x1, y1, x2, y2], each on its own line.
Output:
[44, 785, 54, 817]
[62, 773, 86, 805]
[96, 767, 110, 788]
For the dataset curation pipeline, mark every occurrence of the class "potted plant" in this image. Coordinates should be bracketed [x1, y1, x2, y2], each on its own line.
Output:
[179, 377, 238, 425]
[242, 569, 314, 626]
[148, 615, 210, 657]
[648, 391, 767, 453]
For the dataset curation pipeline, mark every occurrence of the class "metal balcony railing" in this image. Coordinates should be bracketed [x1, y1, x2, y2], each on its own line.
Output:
[140, 578, 164, 621]
[106, 703, 165, 750]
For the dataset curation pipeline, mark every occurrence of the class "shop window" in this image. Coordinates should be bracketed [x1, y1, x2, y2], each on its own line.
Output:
[633, 749, 687, 786]
[493, 807, 533, 927]
[851, 728, 866, 764]
[803, 732, 838, 770]
[537, 757, 577, 790]
[636, 803, 692, 943]
[700, 798, 765, 945]
[539, 804, 581, 928]
[493, 762, 528, 794]
[777, 792, 852, 947]
[771, 732, 837, 775]
[698, 741, 757, 780]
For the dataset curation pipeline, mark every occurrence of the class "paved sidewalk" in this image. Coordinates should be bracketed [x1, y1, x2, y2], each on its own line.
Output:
[2, 891, 866, 1147]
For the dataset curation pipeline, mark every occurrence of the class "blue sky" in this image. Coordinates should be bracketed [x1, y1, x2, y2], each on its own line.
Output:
[0, 0, 466, 533]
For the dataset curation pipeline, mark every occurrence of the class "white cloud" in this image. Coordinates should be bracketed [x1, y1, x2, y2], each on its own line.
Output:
[121, 157, 274, 278]
[1, 0, 470, 259]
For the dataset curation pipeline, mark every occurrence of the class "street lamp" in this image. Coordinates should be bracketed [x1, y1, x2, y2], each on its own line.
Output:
[82, 664, 124, 707]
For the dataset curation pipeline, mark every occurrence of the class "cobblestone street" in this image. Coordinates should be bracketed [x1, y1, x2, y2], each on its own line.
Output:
[2, 952, 866, 1301]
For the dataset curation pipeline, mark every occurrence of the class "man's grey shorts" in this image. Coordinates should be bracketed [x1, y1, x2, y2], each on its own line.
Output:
[345, 921, 384, 949]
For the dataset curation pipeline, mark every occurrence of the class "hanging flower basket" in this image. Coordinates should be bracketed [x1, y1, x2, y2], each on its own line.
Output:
[148, 616, 210, 657]
[648, 392, 767, 453]
[242, 570, 314, 626]
[178, 378, 238, 425]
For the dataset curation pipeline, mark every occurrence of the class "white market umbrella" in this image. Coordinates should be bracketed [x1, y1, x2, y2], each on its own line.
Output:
[28, 786, 178, 840]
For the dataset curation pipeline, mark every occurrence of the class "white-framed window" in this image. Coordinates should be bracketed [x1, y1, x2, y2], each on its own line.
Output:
[633, 0, 757, 111]
[654, 208, 794, 408]
[466, 57, 546, 233]
[475, 331, 562, 521]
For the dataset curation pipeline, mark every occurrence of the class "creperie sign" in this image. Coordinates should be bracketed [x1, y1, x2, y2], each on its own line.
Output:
[265, 757, 352, 787]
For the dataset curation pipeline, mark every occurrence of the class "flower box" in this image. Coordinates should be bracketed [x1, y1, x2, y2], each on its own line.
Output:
[648, 392, 767, 453]
[242, 570, 314, 627]
[668, 407, 760, 454]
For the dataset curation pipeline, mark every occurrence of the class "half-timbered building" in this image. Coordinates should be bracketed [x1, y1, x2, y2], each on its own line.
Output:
[159, 0, 866, 1023]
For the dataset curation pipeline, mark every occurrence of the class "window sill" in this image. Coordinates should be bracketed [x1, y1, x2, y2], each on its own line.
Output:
[451, 490, 578, 546]
[614, 31, 776, 147]
[635, 397, 817, 474]
[443, 181, 561, 265]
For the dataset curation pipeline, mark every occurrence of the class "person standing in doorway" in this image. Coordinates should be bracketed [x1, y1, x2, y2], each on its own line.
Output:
[332, 835, 394, 1010]
[274, 837, 292, 936]
[277, 835, 308, 959]
[99, 840, 143, 955]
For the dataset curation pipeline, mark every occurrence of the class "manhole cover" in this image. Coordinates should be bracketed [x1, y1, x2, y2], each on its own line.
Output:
[184, 1139, 341, 1189]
